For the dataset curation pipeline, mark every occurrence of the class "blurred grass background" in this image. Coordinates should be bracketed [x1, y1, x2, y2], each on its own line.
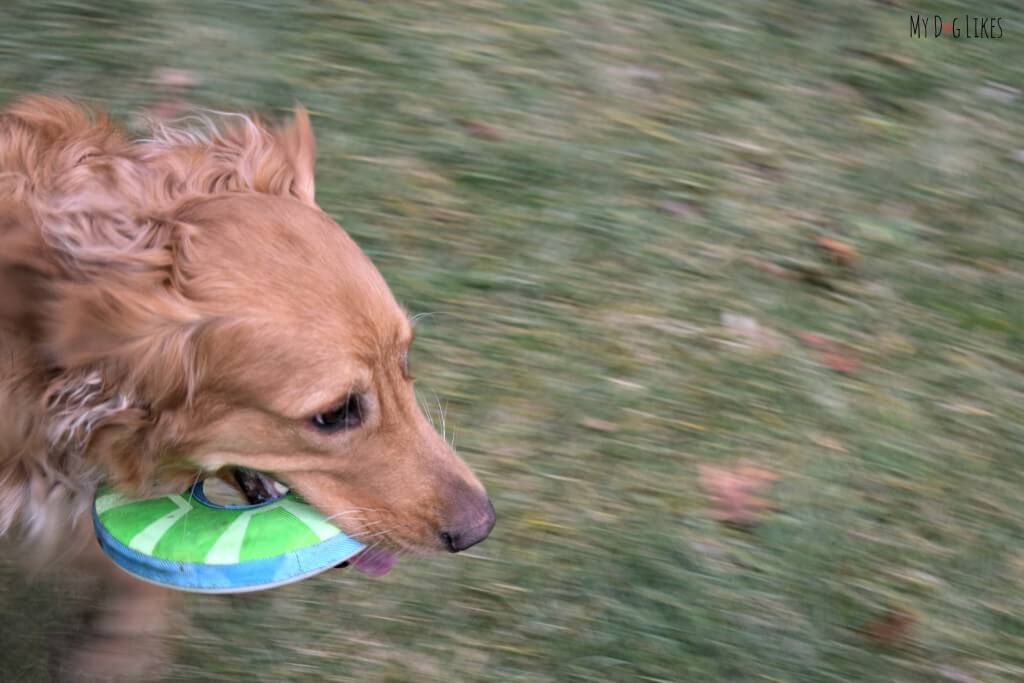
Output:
[2, 1, 1024, 681]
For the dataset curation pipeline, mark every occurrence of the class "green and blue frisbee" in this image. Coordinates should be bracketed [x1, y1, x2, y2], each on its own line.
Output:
[92, 479, 365, 593]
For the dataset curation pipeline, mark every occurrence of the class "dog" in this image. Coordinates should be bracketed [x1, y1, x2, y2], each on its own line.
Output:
[0, 96, 495, 680]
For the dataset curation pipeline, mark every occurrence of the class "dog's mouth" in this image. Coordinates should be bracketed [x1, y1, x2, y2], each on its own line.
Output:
[230, 467, 290, 502]
[229, 467, 398, 577]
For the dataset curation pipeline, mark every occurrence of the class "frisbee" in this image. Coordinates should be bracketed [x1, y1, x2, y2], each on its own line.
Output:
[92, 478, 365, 593]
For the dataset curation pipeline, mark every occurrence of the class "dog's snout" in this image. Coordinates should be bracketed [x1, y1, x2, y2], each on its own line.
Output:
[441, 499, 496, 553]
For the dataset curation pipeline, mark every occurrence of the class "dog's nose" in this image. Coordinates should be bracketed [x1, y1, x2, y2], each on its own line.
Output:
[441, 500, 496, 553]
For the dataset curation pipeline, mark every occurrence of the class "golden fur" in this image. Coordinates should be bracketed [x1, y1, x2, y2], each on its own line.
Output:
[0, 96, 494, 680]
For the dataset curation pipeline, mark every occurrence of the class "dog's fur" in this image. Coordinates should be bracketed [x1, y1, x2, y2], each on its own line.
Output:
[0, 96, 494, 680]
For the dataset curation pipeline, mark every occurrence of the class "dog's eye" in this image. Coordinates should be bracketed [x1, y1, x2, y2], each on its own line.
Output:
[310, 394, 363, 432]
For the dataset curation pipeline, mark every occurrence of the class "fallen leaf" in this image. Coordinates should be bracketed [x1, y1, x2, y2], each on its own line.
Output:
[745, 256, 794, 280]
[820, 346, 861, 374]
[797, 331, 862, 374]
[456, 118, 505, 141]
[860, 607, 917, 646]
[580, 417, 618, 433]
[815, 236, 858, 266]
[698, 462, 780, 527]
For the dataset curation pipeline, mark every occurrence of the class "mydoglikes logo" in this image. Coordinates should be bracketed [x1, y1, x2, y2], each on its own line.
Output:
[910, 14, 1004, 38]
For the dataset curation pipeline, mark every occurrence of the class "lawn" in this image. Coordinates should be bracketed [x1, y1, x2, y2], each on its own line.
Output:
[1, 1, 1023, 681]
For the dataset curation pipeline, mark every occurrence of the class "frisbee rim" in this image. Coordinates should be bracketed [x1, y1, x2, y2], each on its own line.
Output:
[188, 478, 285, 511]
[92, 488, 365, 593]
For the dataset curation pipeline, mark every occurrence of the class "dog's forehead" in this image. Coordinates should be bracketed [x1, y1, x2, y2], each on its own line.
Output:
[184, 194, 402, 321]
[184, 195, 412, 399]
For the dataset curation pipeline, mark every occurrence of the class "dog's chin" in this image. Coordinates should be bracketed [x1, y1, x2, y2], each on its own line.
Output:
[229, 467, 400, 577]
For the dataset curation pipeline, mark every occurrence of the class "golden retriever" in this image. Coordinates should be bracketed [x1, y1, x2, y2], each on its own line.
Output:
[0, 96, 495, 681]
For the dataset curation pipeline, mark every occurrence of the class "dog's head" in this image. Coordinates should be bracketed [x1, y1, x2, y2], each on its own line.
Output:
[19, 99, 494, 570]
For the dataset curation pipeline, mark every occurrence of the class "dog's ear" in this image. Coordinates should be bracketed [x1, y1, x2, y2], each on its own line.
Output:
[273, 105, 316, 205]
[146, 105, 318, 207]
[45, 369, 149, 483]
[44, 208, 210, 400]
[41, 211, 210, 490]
[44, 366, 196, 493]
[42, 302, 207, 492]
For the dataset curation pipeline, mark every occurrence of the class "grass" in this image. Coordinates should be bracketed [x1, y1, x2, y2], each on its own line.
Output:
[2, 1, 1024, 681]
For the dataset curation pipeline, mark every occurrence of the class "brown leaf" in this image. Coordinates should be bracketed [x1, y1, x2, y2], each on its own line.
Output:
[815, 236, 858, 266]
[820, 346, 861, 374]
[698, 462, 779, 527]
[860, 607, 917, 646]
[456, 119, 505, 141]
[797, 332, 861, 374]
[745, 256, 795, 280]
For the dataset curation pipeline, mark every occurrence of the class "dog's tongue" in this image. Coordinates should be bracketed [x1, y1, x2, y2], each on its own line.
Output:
[347, 547, 398, 577]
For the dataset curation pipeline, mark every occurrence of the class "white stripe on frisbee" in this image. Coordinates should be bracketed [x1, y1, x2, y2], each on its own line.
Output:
[204, 510, 255, 564]
[128, 495, 191, 555]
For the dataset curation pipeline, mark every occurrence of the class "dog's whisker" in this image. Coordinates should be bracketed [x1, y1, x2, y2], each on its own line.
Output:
[184, 469, 203, 506]
[322, 508, 382, 523]
[347, 519, 388, 532]
[350, 528, 394, 543]
[430, 388, 447, 443]
[410, 311, 435, 327]
[324, 506, 382, 516]
[416, 386, 436, 430]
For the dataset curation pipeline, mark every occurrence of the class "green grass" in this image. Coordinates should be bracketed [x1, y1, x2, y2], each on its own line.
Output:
[2, 1, 1024, 681]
